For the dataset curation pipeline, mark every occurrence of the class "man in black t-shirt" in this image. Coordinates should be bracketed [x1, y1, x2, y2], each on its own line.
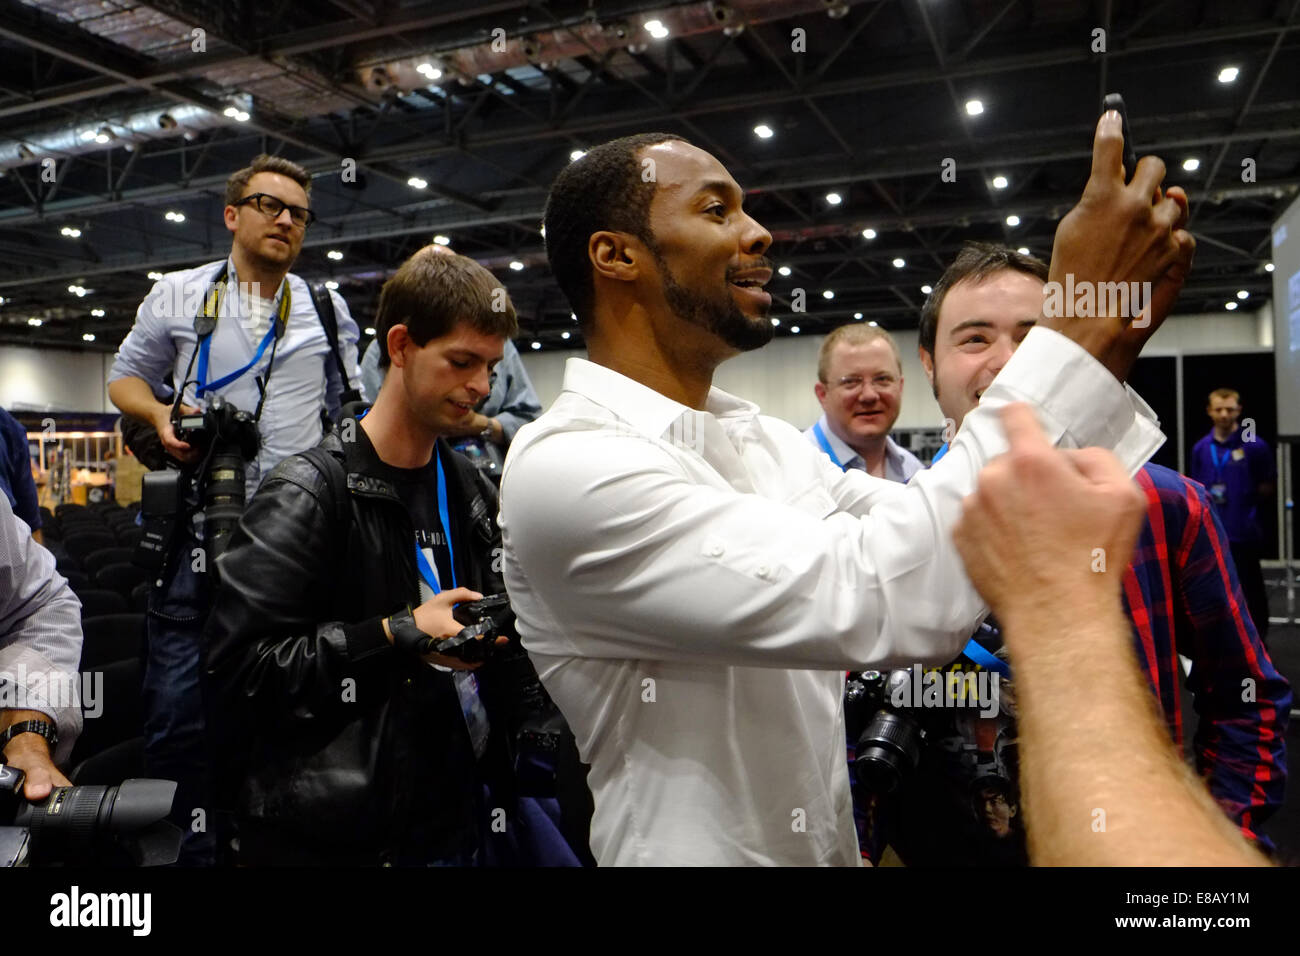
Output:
[205, 247, 529, 865]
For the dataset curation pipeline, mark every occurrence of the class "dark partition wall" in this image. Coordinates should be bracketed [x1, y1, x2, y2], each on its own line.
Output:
[1181, 352, 1280, 560]
[1127, 355, 1179, 473]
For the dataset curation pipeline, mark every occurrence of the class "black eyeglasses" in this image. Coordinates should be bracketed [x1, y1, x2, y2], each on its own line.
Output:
[233, 192, 316, 228]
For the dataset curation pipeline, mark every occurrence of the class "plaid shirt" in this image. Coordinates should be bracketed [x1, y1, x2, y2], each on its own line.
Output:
[855, 461, 1289, 862]
[1126, 463, 1289, 842]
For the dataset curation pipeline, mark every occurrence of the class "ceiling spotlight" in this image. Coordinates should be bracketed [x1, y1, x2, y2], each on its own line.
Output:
[531, 340, 542, 350]
[67, 284, 85, 296]
[825, 1, 850, 18]
[861, 228, 877, 240]
[1018, 247, 1030, 255]
[82, 333, 95, 342]
[868, 320, 879, 327]
[1005, 214, 1020, 227]
[28, 318, 42, 327]
[644, 19, 670, 39]
[1218, 66, 1239, 84]
[327, 249, 344, 261]
[853, 312, 863, 320]
[992, 175, 1008, 189]
[91, 308, 105, 317]
[408, 176, 428, 189]
[965, 99, 984, 116]
[60, 226, 82, 238]
[1264, 262, 1274, 272]
[1225, 301, 1238, 310]
[325, 280, 339, 291]
[416, 62, 442, 80]
[1237, 290, 1249, 300]
[147, 271, 164, 281]
[79, 129, 97, 142]
[561, 331, 571, 340]
[791, 325, 801, 333]
[571, 312, 578, 322]
[539, 224, 546, 238]
[1182, 158, 1200, 172]
[778, 266, 792, 277]
[570, 149, 586, 162]
[921, 284, 933, 295]
[892, 257, 905, 269]
[753, 124, 774, 139]
[822, 290, 835, 299]
[509, 260, 525, 271]
[825, 192, 842, 206]
[164, 210, 185, 222]
[433, 234, 451, 246]
[364, 327, 376, 336]
[771, 318, 780, 326]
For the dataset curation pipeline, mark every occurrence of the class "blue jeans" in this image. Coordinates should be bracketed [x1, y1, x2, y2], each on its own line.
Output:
[143, 521, 216, 866]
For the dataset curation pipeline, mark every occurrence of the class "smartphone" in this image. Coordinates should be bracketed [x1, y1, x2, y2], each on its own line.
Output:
[1101, 92, 1137, 181]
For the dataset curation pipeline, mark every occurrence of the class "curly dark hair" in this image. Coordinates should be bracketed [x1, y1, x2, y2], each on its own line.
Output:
[542, 132, 688, 332]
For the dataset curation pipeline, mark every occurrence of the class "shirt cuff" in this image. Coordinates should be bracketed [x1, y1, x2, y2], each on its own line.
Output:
[987, 326, 1165, 474]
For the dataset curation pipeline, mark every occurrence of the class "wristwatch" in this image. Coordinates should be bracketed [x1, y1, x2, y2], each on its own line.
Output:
[0, 719, 58, 752]
[479, 419, 495, 442]
[387, 604, 433, 655]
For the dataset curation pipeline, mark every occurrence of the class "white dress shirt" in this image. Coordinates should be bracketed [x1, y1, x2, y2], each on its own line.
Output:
[108, 258, 363, 487]
[803, 414, 924, 482]
[498, 326, 1163, 866]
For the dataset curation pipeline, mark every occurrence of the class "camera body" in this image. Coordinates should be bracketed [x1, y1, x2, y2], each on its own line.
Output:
[438, 593, 515, 664]
[844, 669, 928, 796]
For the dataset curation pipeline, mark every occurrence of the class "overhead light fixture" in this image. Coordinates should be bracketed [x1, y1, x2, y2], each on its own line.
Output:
[771, 318, 780, 326]
[95, 126, 113, 144]
[1182, 158, 1200, 172]
[325, 280, 339, 290]
[364, 326, 376, 336]
[82, 333, 96, 342]
[868, 320, 878, 327]
[571, 312, 578, 321]
[965, 99, 984, 116]
[539, 224, 546, 238]
[822, 290, 835, 299]
[416, 62, 442, 80]
[753, 124, 774, 139]
[433, 234, 451, 246]
[644, 19, 669, 39]
[1005, 214, 1020, 227]
[1237, 290, 1249, 300]
[67, 284, 87, 296]
[561, 331, 571, 340]
[992, 175, 1008, 189]
[570, 149, 586, 162]
[147, 271, 164, 281]
[861, 228, 877, 240]
[892, 257, 905, 269]
[509, 260, 525, 271]
[28, 318, 42, 327]
[408, 176, 428, 189]
[853, 312, 863, 320]
[1225, 301, 1238, 311]
[825, 192, 842, 206]
[91, 308, 105, 317]
[1218, 66, 1239, 84]
[164, 210, 185, 222]
[79, 129, 97, 142]
[60, 226, 82, 238]
[223, 105, 251, 122]
[1264, 262, 1274, 272]
[778, 266, 792, 277]
[921, 284, 933, 294]
[531, 340, 542, 350]
[790, 326, 801, 334]
[327, 250, 344, 261]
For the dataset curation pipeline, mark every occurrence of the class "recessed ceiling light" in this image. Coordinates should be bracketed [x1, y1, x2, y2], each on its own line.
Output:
[60, 226, 82, 238]
[853, 312, 863, 320]
[645, 19, 669, 39]
[1264, 262, 1274, 272]
[509, 260, 524, 271]
[28, 317, 42, 327]
[892, 257, 905, 269]
[862, 228, 877, 240]
[965, 99, 984, 116]
[825, 192, 842, 205]
[570, 149, 586, 162]
[868, 321, 878, 327]
[571, 313, 578, 321]
[147, 271, 164, 281]
[1237, 290, 1249, 300]
[1017, 247, 1030, 255]
[778, 266, 792, 277]
[91, 308, 105, 317]
[530, 340, 542, 350]
[753, 124, 774, 139]
[771, 318, 780, 326]
[416, 62, 442, 80]
[364, 326, 376, 336]
[82, 333, 95, 341]
[992, 175, 1008, 189]
[407, 176, 428, 189]
[1005, 214, 1020, 227]
[822, 290, 835, 299]
[1182, 158, 1200, 172]
[325, 280, 339, 290]
[921, 284, 933, 294]
[1225, 301, 1238, 310]
[561, 331, 571, 340]
[1218, 66, 1239, 84]
[790, 326, 801, 333]
[433, 234, 451, 246]
[327, 250, 343, 260]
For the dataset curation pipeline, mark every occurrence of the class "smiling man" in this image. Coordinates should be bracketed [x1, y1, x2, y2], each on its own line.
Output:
[108, 154, 363, 865]
[806, 325, 921, 481]
[500, 123, 1195, 866]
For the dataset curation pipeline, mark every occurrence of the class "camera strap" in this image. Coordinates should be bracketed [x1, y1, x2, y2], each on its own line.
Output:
[413, 445, 458, 595]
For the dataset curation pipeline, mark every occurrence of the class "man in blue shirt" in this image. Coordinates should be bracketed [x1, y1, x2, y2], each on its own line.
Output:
[0, 407, 42, 544]
[107, 154, 363, 864]
[1188, 388, 1275, 641]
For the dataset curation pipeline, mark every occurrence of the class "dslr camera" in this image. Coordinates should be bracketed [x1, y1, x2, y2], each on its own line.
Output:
[844, 669, 928, 796]
[0, 764, 181, 866]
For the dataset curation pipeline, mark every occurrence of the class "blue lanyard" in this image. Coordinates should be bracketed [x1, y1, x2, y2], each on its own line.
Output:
[931, 441, 949, 464]
[413, 447, 457, 595]
[812, 422, 849, 472]
[1209, 443, 1229, 482]
[194, 273, 290, 397]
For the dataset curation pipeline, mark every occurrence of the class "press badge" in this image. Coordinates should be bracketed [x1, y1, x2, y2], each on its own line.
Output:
[1232, 448, 1246, 462]
[1209, 483, 1228, 505]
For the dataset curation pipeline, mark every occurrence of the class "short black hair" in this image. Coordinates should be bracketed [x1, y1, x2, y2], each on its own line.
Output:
[543, 132, 689, 332]
[918, 241, 1048, 357]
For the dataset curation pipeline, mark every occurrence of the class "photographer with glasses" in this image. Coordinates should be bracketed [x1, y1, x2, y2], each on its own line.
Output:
[107, 154, 364, 865]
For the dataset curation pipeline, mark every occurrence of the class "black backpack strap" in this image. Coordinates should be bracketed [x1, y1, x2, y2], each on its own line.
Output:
[297, 443, 351, 536]
[308, 283, 362, 410]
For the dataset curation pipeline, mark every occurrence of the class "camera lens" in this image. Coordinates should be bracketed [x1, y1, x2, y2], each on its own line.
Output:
[854, 710, 925, 794]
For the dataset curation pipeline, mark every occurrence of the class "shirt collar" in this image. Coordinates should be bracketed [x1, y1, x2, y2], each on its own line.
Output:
[561, 357, 760, 440]
[815, 414, 862, 467]
[225, 257, 289, 308]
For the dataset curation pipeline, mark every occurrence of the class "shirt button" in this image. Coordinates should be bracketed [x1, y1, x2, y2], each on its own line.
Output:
[756, 565, 771, 579]
[708, 544, 724, 557]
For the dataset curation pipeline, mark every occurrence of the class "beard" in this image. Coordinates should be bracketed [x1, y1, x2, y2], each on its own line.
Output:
[653, 249, 774, 353]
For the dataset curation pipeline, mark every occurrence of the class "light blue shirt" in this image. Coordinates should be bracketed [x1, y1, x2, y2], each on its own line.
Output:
[109, 258, 364, 487]
[803, 413, 924, 483]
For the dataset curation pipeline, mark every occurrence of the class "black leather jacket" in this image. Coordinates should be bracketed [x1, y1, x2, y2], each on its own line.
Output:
[203, 415, 518, 863]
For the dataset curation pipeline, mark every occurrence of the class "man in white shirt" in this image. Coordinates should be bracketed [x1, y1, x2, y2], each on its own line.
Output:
[804, 324, 922, 481]
[499, 116, 1195, 865]
[107, 154, 363, 865]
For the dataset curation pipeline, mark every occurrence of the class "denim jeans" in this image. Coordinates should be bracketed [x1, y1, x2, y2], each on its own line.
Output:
[142, 520, 216, 866]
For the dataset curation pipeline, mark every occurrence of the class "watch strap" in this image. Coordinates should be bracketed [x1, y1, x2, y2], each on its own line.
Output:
[388, 604, 433, 656]
[0, 719, 58, 751]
